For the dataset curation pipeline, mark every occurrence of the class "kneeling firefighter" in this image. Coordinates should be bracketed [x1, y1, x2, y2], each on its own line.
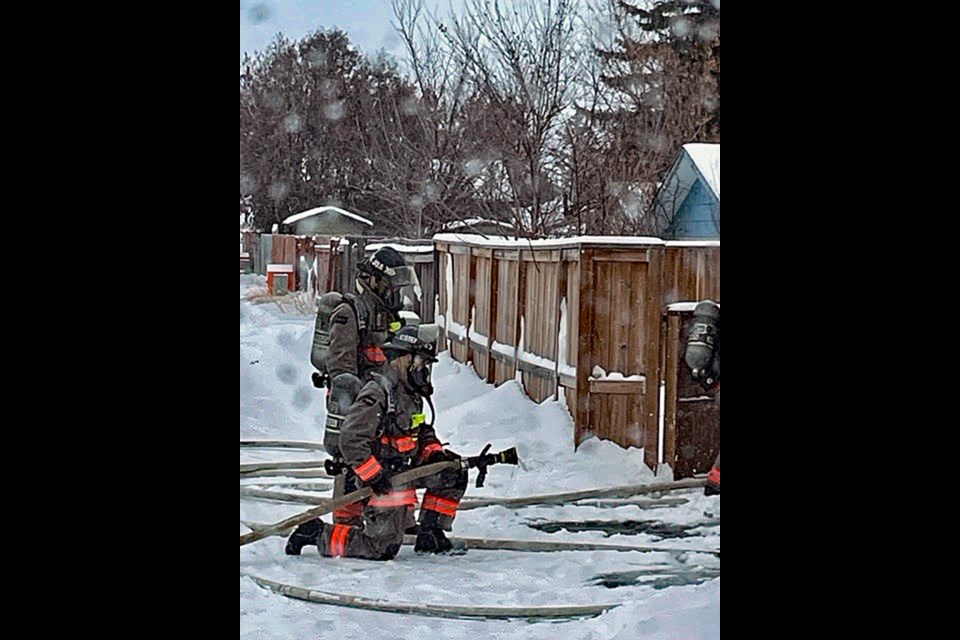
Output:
[309, 246, 422, 528]
[684, 300, 720, 496]
[287, 323, 469, 559]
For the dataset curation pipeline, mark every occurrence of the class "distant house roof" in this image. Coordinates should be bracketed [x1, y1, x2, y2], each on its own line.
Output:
[652, 144, 720, 239]
[283, 206, 374, 227]
[682, 144, 720, 199]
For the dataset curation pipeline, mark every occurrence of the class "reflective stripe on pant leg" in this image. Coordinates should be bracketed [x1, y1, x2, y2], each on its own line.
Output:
[328, 524, 353, 557]
[368, 488, 417, 508]
[416, 469, 467, 530]
[421, 494, 459, 517]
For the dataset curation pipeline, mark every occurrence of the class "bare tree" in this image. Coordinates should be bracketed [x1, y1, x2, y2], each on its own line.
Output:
[384, 0, 545, 238]
[239, 0, 719, 240]
[593, 0, 720, 234]
[432, 0, 584, 237]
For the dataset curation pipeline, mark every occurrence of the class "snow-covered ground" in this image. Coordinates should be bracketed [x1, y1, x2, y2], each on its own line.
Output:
[240, 274, 719, 638]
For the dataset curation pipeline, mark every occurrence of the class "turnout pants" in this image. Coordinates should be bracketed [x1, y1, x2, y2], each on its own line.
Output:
[332, 470, 417, 531]
[319, 464, 467, 560]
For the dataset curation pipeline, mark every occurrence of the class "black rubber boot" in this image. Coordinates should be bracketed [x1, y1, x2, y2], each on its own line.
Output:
[285, 518, 323, 556]
[414, 511, 466, 555]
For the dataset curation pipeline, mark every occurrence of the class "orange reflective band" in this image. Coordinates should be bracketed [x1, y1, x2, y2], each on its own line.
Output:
[369, 498, 412, 508]
[707, 467, 720, 485]
[393, 436, 417, 452]
[422, 494, 459, 517]
[427, 495, 459, 508]
[369, 488, 417, 508]
[364, 346, 387, 364]
[380, 435, 418, 453]
[354, 456, 383, 481]
[337, 524, 350, 555]
[422, 502, 457, 517]
[329, 524, 352, 557]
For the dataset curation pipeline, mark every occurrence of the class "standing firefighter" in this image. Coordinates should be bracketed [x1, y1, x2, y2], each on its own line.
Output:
[310, 246, 421, 527]
[287, 324, 469, 559]
[685, 300, 721, 496]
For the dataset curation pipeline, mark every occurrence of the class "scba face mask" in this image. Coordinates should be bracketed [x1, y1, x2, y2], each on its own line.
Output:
[382, 284, 404, 313]
[409, 354, 434, 397]
[372, 261, 419, 313]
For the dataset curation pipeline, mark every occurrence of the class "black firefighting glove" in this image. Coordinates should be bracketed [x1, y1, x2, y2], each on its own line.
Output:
[324, 459, 347, 476]
[427, 449, 465, 487]
[366, 470, 392, 495]
[427, 448, 460, 464]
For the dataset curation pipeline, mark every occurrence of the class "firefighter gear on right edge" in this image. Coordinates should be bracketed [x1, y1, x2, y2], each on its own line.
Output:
[705, 450, 720, 496]
[685, 300, 721, 496]
[287, 324, 468, 559]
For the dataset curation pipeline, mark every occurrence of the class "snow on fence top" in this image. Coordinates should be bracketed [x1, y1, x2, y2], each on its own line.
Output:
[434, 233, 718, 249]
[366, 242, 435, 254]
[664, 240, 720, 248]
[667, 301, 721, 312]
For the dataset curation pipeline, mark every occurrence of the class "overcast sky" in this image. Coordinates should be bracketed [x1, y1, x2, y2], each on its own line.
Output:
[240, 0, 413, 60]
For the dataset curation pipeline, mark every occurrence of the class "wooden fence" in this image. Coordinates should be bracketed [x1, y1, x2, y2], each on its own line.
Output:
[240, 230, 719, 477]
[434, 234, 719, 477]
